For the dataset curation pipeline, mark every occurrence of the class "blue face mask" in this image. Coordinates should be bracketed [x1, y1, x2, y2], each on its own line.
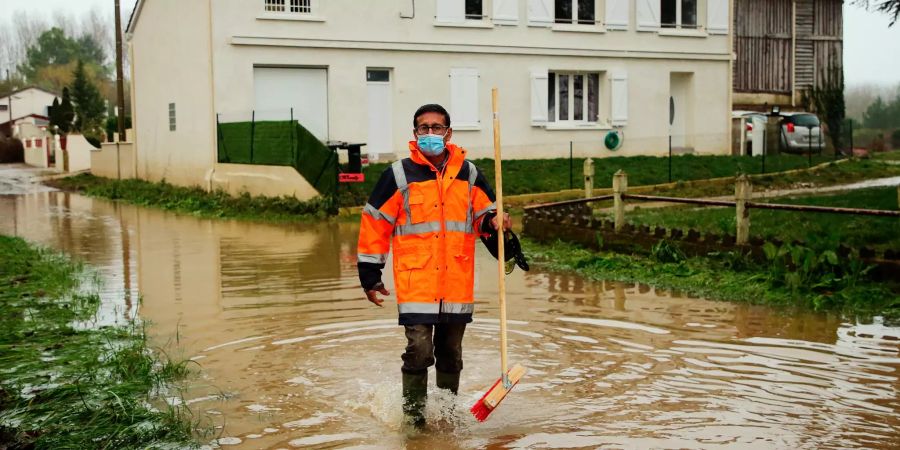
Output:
[417, 134, 446, 156]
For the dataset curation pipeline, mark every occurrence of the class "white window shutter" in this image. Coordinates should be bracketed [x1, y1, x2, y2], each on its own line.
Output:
[636, 0, 660, 31]
[605, 0, 630, 30]
[530, 69, 549, 125]
[436, 0, 465, 23]
[707, 0, 729, 35]
[527, 0, 553, 27]
[493, 0, 519, 25]
[611, 71, 628, 126]
[450, 68, 479, 127]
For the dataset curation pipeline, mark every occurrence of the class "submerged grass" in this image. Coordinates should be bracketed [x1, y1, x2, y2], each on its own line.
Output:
[0, 235, 200, 449]
[524, 238, 900, 319]
[49, 173, 335, 223]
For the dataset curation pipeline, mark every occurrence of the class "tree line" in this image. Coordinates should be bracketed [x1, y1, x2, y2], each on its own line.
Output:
[1, 8, 128, 142]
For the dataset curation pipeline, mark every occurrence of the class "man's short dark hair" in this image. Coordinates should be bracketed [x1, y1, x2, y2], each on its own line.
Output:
[413, 104, 451, 127]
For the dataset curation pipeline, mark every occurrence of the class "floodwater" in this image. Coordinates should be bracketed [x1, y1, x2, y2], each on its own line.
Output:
[1, 192, 899, 449]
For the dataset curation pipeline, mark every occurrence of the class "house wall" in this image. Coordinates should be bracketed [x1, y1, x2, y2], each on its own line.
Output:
[210, 0, 732, 159]
[0, 89, 58, 120]
[129, 0, 215, 186]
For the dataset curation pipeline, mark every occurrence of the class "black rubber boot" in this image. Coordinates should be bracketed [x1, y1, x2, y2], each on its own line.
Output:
[435, 371, 460, 395]
[402, 372, 428, 428]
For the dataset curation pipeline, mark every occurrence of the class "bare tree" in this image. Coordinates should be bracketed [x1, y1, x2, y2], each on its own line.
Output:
[854, 0, 900, 26]
[84, 6, 114, 67]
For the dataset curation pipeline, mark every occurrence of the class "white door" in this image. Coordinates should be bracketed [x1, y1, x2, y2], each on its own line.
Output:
[366, 69, 392, 161]
[253, 67, 329, 141]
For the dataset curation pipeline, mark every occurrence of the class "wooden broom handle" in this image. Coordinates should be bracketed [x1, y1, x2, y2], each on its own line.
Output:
[491, 88, 508, 378]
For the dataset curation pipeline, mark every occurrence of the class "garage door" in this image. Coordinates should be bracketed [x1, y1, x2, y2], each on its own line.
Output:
[253, 67, 329, 141]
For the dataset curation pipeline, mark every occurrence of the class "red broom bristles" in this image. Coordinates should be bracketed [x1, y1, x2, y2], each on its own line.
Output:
[470, 377, 502, 422]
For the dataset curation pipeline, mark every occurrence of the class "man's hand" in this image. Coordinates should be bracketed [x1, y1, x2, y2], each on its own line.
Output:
[490, 212, 512, 231]
[365, 282, 389, 307]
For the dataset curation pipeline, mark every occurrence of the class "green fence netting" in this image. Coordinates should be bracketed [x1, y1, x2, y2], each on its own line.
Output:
[217, 120, 337, 196]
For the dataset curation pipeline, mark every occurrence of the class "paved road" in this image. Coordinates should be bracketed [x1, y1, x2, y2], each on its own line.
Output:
[0, 163, 60, 195]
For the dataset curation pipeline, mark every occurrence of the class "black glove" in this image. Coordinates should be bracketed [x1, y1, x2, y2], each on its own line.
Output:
[480, 229, 529, 272]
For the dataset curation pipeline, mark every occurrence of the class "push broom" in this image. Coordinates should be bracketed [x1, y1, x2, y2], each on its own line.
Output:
[470, 88, 527, 422]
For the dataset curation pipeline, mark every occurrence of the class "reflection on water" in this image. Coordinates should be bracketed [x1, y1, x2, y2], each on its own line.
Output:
[1, 192, 898, 449]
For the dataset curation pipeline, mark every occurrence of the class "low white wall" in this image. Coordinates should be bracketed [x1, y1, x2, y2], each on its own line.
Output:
[93, 142, 136, 179]
[209, 163, 321, 201]
[62, 134, 98, 173]
[23, 137, 49, 168]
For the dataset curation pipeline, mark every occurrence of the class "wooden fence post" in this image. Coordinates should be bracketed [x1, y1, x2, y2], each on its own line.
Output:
[613, 170, 627, 232]
[735, 175, 752, 245]
[583, 158, 595, 198]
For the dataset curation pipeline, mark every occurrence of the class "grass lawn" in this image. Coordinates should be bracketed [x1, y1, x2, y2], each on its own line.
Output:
[0, 236, 199, 448]
[339, 153, 847, 206]
[613, 186, 900, 251]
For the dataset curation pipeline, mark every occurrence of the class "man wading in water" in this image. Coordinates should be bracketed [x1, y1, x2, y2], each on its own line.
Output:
[357, 104, 511, 427]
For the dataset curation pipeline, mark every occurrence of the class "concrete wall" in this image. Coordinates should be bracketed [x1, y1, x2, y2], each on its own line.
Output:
[93, 142, 136, 179]
[23, 137, 49, 168]
[129, 0, 215, 187]
[60, 134, 96, 173]
[209, 163, 320, 199]
[208, 0, 731, 160]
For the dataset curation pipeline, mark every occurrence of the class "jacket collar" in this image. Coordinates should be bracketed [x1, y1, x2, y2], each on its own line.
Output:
[407, 141, 467, 175]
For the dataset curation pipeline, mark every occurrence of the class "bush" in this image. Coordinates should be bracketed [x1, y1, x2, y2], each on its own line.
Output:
[891, 129, 900, 150]
[0, 136, 24, 163]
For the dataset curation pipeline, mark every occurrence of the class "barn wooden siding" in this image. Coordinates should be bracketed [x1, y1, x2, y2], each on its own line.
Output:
[734, 0, 843, 96]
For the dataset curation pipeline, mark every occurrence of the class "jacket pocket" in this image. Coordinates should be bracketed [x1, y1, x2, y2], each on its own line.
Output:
[408, 194, 427, 224]
[446, 244, 475, 301]
[395, 251, 433, 299]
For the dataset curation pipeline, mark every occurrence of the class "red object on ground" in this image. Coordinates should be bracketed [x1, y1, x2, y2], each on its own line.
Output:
[338, 173, 365, 183]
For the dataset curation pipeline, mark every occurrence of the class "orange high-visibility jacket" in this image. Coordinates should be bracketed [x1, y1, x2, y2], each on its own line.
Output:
[357, 142, 497, 325]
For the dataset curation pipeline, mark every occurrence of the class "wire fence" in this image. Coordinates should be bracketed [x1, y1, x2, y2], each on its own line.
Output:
[216, 109, 337, 197]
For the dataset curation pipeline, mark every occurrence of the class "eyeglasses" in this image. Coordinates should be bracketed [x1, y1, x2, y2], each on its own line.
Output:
[414, 124, 449, 136]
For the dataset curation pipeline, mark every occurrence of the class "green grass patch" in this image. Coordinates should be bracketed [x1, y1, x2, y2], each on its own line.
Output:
[0, 235, 201, 448]
[49, 174, 336, 223]
[618, 186, 900, 251]
[524, 237, 900, 318]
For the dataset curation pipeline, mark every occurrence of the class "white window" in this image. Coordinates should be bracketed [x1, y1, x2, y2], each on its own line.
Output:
[168, 103, 176, 132]
[547, 71, 600, 124]
[450, 68, 480, 128]
[555, 0, 595, 25]
[661, 0, 697, 29]
[264, 0, 312, 14]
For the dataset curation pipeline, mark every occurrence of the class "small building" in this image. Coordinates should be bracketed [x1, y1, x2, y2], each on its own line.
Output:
[732, 0, 843, 110]
[127, 0, 734, 199]
[0, 86, 60, 137]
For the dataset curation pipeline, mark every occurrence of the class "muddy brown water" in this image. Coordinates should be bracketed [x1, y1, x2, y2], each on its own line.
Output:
[2, 192, 899, 449]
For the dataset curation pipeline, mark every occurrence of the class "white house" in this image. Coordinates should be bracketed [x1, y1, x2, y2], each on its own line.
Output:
[0, 86, 60, 136]
[126, 0, 733, 199]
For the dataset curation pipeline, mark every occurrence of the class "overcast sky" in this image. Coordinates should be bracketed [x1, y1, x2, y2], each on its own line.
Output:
[2, 0, 898, 87]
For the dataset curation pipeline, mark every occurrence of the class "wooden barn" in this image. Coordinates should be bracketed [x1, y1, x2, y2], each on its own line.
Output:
[733, 0, 844, 110]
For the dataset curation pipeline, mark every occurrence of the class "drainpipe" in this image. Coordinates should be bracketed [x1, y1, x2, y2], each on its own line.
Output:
[207, 0, 217, 192]
[791, 0, 797, 107]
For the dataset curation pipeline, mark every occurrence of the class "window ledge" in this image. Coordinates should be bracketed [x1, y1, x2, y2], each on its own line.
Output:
[256, 12, 325, 22]
[433, 20, 494, 29]
[544, 123, 611, 131]
[452, 124, 481, 131]
[551, 24, 606, 34]
[658, 28, 707, 38]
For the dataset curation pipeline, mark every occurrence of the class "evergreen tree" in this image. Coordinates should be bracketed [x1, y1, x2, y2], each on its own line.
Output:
[863, 97, 890, 129]
[58, 87, 75, 134]
[48, 97, 61, 133]
[70, 60, 106, 137]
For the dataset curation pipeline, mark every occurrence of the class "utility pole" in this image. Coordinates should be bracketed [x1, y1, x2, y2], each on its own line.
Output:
[114, 0, 126, 142]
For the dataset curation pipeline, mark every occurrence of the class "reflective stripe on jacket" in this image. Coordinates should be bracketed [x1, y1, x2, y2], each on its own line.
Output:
[357, 142, 497, 325]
